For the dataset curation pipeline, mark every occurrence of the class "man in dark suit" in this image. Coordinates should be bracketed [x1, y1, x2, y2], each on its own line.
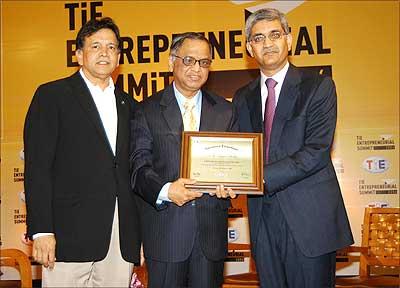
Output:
[233, 9, 354, 288]
[130, 32, 236, 288]
[24, 17, 140, 287]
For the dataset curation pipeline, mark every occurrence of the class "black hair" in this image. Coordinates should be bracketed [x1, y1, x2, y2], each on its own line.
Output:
[76, 17, 121, 50]
[170, 32, 211, 55]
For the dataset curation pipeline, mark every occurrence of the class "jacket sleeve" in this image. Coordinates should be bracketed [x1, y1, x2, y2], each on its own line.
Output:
[24, 85, 58, 237]
[130, 104, 167, 209]
[265, 76, 337, 194]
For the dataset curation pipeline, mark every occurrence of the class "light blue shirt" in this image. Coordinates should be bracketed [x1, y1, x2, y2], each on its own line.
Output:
[156, 82, 203, 204]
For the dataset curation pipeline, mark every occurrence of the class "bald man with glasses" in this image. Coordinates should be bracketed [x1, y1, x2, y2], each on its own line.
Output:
[130, 32, 237, 288]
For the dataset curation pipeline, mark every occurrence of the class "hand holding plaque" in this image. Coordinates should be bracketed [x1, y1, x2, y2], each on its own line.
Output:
[180, 131, 264, 194]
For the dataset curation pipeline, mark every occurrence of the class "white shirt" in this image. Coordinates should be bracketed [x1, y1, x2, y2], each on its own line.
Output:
[33, 69, 118, 240]
[260, 61, 290, 120]
[79, 69, 118, 155]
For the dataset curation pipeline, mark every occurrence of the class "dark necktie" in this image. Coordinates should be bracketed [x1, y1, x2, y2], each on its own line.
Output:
[264, 78, 278, 163]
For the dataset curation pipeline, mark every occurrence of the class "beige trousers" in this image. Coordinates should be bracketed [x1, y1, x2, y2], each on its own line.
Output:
[42, 200, 133, 287]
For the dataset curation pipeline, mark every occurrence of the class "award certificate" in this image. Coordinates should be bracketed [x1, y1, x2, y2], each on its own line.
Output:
[180, 131, 263, 194]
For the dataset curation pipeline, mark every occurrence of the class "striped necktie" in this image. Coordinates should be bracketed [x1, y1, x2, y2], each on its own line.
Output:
[264, 78, 278, 163]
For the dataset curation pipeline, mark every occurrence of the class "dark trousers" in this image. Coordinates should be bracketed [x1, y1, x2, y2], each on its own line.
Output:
[146, 235, 224, 288]
[254, 195, 336, 288]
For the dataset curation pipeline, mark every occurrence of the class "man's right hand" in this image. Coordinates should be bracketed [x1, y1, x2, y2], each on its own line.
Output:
[32, 235, 56, 269]
[168, 178, 202, 206]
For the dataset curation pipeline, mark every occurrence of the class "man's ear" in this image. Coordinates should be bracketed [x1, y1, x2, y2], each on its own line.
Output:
[76, 49, 83, 66]
[116, 53, 121, 67]
[286, 33, 293, 52]
[168, 56, 175, 72]
[246, 42, 254, 57]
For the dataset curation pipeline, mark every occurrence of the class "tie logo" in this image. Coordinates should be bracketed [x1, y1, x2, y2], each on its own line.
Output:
[362, 156, 390, 173]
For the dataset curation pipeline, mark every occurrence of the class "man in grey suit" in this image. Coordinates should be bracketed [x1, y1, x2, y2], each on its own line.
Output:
[130, 32, 236, 288]
[233, 9, 353, 287]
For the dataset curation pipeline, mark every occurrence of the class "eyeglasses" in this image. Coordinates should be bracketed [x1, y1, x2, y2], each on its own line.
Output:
[172, 55, 212, 68]
[249, 30, 286, 44]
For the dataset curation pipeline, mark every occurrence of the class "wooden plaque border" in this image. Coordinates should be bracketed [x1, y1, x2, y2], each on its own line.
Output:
[180, 131, 263, 194]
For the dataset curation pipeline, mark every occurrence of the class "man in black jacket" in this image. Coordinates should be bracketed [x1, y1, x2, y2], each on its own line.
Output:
[24, 17, 140, 287]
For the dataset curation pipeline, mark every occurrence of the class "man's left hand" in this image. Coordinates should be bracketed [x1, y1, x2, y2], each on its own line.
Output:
[210, 184, 236, 198]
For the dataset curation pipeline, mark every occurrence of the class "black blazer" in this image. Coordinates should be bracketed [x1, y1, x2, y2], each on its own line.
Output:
[130, 85, 237, 262]
[233, 65, 353, 257]
[24, 71, 141, 263]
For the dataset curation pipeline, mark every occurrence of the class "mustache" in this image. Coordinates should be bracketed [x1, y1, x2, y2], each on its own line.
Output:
[262, 47, 279, 54]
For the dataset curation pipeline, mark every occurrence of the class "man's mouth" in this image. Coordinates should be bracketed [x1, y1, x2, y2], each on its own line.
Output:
[263, 50, 278, 55]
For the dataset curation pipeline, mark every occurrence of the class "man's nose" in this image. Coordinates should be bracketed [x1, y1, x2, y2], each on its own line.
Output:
[192, 60, 201, 71]
[262, 37, 274, 47]
[100, 46, 108, 56]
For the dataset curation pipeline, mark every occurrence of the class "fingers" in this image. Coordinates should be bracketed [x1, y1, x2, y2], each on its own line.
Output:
[32, 242, 41, 264]
[187, 190, 203, 199]
[213, 184, 235, 198]
[140, 245, 145, 266]
[169, 179, 237, 204]
[227, 188, 237, 199]
[48, 246, 56, 269]
[169, 178, 202, 206]
[32, 235, 56, 269]
[220, 184, 228, 198]
[215, 184, 227, 198]
[178, 178, 197, 185]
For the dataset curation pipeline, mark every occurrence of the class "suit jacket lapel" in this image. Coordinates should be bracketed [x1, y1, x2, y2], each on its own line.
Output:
[67, 71, 114, 156]
[160, 85, 182, 145]
[115, 89, 129, 157]
[199, 90, 217, 131]
[269, 65, 301, 152]
[246, 77, 263, 133]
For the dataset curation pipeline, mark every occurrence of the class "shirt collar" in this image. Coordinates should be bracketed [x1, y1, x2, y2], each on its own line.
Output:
[79, 68, 114, 91]
[260, 61, 289, 87]
[173, 82, 202, 108]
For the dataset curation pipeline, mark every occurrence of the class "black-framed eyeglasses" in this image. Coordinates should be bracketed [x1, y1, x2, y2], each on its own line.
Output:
[172, 54, 212, 68]
[249, 30, 287, 44]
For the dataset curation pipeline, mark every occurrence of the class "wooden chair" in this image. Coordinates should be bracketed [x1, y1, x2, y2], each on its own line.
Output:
[0, 248, 32, 288]
[133, 263, 148, 287]
[336, 207, 400, 287]
[223, 242, 259, 287]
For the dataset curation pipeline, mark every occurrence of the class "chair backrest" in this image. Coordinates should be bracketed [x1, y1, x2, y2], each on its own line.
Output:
[360, 207, 400, 277]
[0, 248, 32, 288]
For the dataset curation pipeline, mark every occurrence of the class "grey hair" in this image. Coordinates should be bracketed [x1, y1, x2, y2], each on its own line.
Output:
[170, 32, 212, 55]
[245, 8, 290, 41]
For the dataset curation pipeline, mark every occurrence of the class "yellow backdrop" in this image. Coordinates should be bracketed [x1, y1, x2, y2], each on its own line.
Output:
[1, 0, 399, 278]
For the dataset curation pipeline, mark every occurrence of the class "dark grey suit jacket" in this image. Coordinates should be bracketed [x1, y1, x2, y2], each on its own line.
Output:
[24, 71, 141, 263]
[233, 64, 353, 257]
[130, 84, 237, 262]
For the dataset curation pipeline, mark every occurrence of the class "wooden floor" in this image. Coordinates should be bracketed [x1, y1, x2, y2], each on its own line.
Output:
[0, 279, 398, 288]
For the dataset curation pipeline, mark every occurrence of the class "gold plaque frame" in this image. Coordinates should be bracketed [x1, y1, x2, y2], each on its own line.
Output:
[180, 131, 263, 194]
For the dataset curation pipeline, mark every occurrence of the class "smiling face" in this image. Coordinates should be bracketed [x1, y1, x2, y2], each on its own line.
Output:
[76, 28, 120, 88]
[169, 38, 211, 98]
[246, 19, 292, 76]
